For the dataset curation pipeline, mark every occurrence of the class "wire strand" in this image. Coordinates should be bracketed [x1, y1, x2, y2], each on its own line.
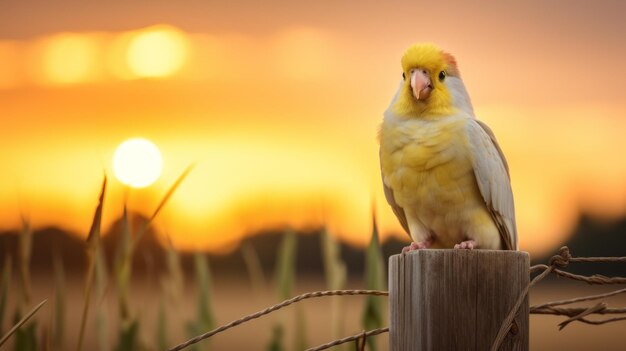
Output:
[167, 290, 388, 351]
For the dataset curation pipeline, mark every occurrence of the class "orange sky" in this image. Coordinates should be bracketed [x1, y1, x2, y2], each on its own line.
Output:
[0, 0, 625, 255]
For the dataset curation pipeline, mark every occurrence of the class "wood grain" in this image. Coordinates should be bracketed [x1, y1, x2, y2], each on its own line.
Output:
[389, 250, 529, 351]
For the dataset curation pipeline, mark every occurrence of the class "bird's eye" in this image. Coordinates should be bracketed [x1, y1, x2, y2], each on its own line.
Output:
[438, 71, 446, 82]
[402, 72, 406, 81]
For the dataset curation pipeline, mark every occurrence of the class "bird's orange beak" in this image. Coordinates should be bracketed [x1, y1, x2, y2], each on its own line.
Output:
[410, 68, 432, 101]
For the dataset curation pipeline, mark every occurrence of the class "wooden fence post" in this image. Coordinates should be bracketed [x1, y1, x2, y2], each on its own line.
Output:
[389, 249, 529, 351]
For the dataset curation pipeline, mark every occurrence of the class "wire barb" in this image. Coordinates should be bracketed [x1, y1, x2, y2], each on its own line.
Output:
[492, 246, 626, 351]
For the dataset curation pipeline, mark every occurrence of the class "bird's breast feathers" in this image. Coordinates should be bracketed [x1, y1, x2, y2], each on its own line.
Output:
[380, 112, 475, 207]
[380, 112, 503, 248]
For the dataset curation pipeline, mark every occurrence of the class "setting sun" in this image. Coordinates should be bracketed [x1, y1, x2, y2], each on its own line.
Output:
[112, 138, 163, 188]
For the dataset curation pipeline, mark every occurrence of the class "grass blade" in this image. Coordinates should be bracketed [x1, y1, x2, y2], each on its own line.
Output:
[0, 299, 47, 348]
[87, 176, 107, 247]
[361, 212, 385, 351]
[240, 240, 267, 296]
[321, 229, 347, 291]
[52, 252, 65, 350]
[114, 165, 193, 349]
[115, 204, 132, 321]
[115, 318, 139, 351]
[156, 299, 167, 350]
[186, 252, 215, 351]
[77, 176, 107, 351]
[273, 231, 297, 351]
[0, 255, 12, 335]
[95, 246, 109, 351]
[320, 229, 347, 349]
[158, 235, 183, 350]
[134, 164, 194, 246]
[195, 253, 215, 335]
[275, 231, 296, 301]
[13, 311, 37, 351]
[265, 325, 285, 351]
[16, 215, 36, 350]
[112, 204, 138, 351]
[148, 164, 194, 224]
[294, 304, 308, 351]
[163, 235, 184, 304]
[18, 215, 33, 306]
[113, 205, 139, 351]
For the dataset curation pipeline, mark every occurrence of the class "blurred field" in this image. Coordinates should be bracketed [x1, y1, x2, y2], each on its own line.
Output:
[2, 271, 626, 350]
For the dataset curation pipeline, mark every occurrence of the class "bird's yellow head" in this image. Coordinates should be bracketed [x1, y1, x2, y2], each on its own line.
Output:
[391, 43, 460, 118]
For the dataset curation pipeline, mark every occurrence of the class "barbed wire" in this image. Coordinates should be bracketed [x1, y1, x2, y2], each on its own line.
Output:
[304, 327, 389, 351]
[166, 290, 388, 351]
[532, 286, 626, 310]
[168, 246, 626, 351]
[491, 247, 626, 351]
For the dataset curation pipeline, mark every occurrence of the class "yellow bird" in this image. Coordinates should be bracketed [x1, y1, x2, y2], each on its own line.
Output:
[379, 43, 517, 251]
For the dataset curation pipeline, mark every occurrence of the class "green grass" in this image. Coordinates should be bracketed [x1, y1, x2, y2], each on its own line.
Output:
[268, 230, 309, 351]
[18, 216, 33, 307]
[95, 244, 110, 351]
[185, 252, 215, 351]
[362, 213, 386, 351]
[0, 254, 12, 335]
[77, 176, 107, 351]
[241, 239, 267, 297]
[1, 168, 394, 351]
[157, 235, 184, 350]
[52, 251, 66, 350]
[114, 165, 193, 351]
[321, 228, 347, 349]
[0, 299, 47, 349]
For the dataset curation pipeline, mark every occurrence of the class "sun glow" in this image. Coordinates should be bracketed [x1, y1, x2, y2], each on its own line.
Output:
[126, 25, 188, 78]
[40, 33, 100, 84]
[0, 41, 21, 89]
[112, 138, 163, 188]
[1, 17, 626, 256]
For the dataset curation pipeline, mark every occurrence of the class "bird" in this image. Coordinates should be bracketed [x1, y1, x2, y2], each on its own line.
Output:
[379, 43, 517, 251]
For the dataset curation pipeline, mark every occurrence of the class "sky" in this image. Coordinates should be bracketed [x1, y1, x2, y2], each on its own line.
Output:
[0, 0, 625, 255]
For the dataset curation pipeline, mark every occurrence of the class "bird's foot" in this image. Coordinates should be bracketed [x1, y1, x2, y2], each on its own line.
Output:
[454, 240, 476, 250]
[402, 239, 432, 253]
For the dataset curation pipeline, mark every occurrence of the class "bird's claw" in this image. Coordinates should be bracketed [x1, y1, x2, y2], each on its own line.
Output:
[454, 240, 476, 250]
[402, 240, 431, 253]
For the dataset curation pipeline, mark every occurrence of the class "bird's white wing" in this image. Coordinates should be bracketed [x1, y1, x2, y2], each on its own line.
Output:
[379, 149, 410, 236]
[466, 119, 517, 250]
